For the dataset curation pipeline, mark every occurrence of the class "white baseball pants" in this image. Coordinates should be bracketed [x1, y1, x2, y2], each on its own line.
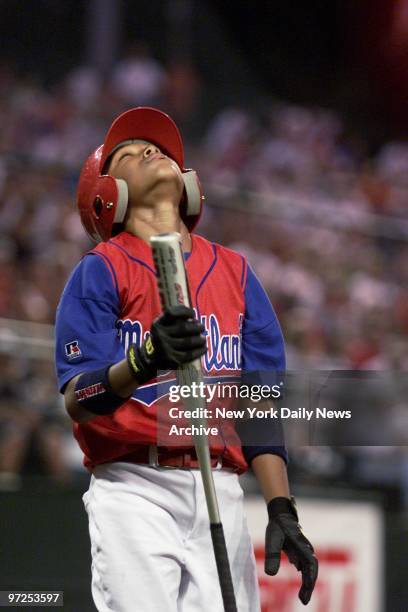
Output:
[83, 462, 260, 612]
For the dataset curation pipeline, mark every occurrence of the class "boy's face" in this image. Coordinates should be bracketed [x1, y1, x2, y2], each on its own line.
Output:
[107, 140, 184, 207]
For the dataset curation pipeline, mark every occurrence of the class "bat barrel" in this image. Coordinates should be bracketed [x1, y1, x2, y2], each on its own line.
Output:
[150, 232, 191, 309]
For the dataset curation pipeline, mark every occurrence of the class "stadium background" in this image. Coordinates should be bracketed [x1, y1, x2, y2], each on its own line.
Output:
[0, 1, 407, 610]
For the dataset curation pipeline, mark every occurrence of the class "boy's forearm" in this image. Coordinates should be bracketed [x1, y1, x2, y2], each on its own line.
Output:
[251, 453, 290, 503]
[64, 358, 134, 424]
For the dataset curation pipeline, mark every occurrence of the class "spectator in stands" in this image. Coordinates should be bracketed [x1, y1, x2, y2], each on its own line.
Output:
[0, 355, 71, 490]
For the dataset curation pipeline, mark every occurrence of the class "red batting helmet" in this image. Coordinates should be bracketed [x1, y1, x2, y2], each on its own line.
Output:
[77, 107, 204, 242]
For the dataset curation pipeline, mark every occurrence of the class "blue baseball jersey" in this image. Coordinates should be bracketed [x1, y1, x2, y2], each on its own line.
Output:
[55, 232, 286, 471]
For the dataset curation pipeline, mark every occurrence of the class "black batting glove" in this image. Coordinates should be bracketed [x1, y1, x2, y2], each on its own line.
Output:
[127, 305, 207, 384]
[265, 496, 318, 606]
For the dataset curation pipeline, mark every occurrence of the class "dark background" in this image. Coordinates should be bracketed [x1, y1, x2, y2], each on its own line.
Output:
[0, 0, 406, 147]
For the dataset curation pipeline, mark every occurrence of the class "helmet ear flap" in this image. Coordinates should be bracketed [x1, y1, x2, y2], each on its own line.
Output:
[182, 170, 204, 231]
[77, 150, 129, 243]
[90, 176, 128, 241]
[112, 179, 128, 224]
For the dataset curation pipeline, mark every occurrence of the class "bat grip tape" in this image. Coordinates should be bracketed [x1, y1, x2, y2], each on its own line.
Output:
[210, 523, 238, 612]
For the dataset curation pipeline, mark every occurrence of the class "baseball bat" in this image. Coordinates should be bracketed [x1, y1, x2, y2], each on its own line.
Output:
[150, 232, 238, 612]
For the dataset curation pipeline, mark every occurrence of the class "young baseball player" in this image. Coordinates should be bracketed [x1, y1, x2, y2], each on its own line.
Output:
[55, 107, 318, 611]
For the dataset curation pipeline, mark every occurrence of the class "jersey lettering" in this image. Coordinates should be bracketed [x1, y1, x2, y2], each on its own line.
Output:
[117, 313, 242, 372]
[201, 314, 241, 371]
[117, 319, 149, 352]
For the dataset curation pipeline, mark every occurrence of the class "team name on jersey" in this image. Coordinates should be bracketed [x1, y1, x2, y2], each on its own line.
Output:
[117, 313, 243, 372]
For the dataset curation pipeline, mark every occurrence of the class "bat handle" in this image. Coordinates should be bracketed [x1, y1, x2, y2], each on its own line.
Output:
[211, 523, 238, 612]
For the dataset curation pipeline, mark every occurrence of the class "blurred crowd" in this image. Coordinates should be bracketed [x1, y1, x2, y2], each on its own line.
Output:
[0, 46, 407, 498]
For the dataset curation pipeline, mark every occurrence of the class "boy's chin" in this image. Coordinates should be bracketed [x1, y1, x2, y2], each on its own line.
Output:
[141, 179, 184, 206]
[151, 169, 184, 197]
[156, 162, 183, 184]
